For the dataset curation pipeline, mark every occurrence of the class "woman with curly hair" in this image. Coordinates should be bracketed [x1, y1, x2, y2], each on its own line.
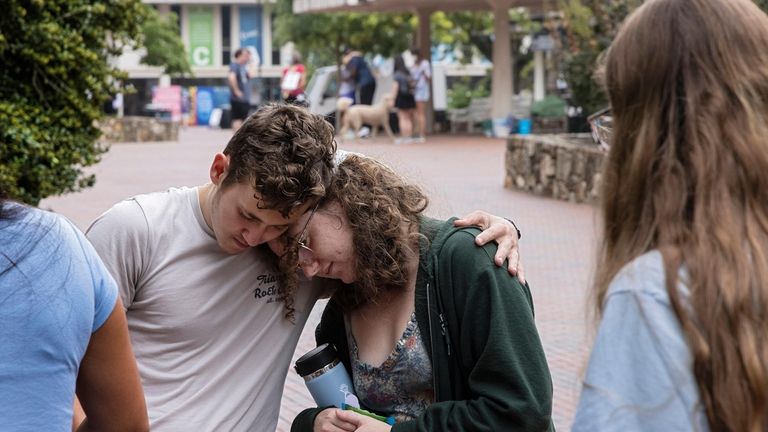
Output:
[573, 0, 768, 431]
[285, 154, 554, 432]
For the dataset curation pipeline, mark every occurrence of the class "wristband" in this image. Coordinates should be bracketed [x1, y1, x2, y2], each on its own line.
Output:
[505, 218, 521, 239]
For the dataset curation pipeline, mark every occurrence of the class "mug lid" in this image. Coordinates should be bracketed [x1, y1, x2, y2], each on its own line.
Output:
[294, 343, 339, 376]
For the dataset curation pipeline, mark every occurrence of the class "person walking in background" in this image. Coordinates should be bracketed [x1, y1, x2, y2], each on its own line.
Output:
[0, 191, 147, 431]
[228, 48, 256, 131]
[391, 55, 416, 145]
[286, 154, 552, 432]
[282, 51, 307, 105]
[573, 0, 768, 430]
[343, 48, 376, 106]
[410, 47, 431, 143]
[343, 48, 377, 137]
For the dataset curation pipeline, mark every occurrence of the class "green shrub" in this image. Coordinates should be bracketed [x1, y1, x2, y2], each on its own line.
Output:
[0, 0, 145, 205]
[531, 95, 567, 119]
[447, 79, 473, 110]
[447, 74, 490, 110]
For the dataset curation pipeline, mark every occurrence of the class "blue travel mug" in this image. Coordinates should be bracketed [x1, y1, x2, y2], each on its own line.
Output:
[295, 343, 356, 408]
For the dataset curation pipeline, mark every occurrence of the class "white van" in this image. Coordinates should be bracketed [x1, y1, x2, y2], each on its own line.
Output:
[305, 63, 491, 125]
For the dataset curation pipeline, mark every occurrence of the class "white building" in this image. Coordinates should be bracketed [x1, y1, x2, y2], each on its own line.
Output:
[119, 0, 285, 117]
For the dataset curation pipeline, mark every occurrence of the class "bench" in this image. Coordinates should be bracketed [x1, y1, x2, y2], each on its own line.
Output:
[448, 97, 491, 133]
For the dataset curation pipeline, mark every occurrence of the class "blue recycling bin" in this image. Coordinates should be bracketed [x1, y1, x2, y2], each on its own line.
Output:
[517, 118, 532, 135]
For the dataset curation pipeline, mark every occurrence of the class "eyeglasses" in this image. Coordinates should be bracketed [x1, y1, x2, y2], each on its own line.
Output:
[588, 107, 612, 151]
[295, 202, 319, 269]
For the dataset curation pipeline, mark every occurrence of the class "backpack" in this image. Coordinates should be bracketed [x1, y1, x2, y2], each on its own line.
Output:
[397, 71, 415, 96]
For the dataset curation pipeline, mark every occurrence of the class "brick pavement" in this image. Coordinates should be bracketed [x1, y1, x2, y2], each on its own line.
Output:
[41, 128, 597, 431]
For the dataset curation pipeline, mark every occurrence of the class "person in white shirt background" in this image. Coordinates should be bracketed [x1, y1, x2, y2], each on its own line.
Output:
[410, 47, 432, 143]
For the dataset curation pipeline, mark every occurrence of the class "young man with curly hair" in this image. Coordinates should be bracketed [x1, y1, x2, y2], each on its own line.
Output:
[85, 104, 522, 431]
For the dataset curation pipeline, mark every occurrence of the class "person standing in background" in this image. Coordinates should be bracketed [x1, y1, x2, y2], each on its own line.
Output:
[410, 47, 432, 143]
[344, 48, 376, 106]
[282, 52, 307, 105]
[391, 55, 416, 144]
[228, 48, 256, 131]
[343, 48, 377, 137]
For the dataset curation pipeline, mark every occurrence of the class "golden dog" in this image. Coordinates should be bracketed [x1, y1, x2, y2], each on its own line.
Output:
[337, 95, 395, 142]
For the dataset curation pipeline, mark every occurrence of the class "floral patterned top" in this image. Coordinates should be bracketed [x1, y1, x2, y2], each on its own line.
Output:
[346, 312, 434, 422]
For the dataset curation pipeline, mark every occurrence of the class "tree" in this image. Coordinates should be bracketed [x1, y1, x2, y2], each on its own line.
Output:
[139, 7, 191, 76]
[0, 0, 146, 205]
[431, 11, 493, 62]
[559, 0, 768, 116]
[557, 0, 641, 115]
[274, 0, 412, 72]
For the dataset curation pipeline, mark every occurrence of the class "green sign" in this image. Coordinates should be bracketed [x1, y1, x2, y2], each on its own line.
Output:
[188, 7, 214, 67]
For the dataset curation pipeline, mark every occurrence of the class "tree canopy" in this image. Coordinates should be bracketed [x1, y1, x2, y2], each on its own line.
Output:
[139, 7, 191, 76]
[0, 0, 150, 204]
[0, 1, 188, 205]
[560, 0, 768, 115]
[274, 0, 412, 70]
[274, 0, 513, 70]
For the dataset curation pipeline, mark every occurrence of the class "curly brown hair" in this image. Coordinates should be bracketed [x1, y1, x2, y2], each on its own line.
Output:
[222, 103, 336, 218]
[280, 155, 429, 312]
[223, 103, 335, 320]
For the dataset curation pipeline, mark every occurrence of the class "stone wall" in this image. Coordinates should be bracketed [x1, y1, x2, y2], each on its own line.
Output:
[505, 134, 605, 204]
[99, 116, 179, 143]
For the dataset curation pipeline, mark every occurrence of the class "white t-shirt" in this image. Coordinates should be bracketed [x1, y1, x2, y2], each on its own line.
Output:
[411, 59, 432, 92]
[87, 187, 323, 431]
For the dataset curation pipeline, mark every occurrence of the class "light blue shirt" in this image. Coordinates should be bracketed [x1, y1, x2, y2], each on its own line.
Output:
[0, 204, 118, 431]
[572, 251, 709, 432]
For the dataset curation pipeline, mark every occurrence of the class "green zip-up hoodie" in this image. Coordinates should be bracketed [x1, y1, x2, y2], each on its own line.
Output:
[292, 217, 554, 431]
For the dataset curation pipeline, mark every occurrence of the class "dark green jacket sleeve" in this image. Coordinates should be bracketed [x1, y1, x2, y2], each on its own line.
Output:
[291, 407, 325, 432]
[395, 228, 554, 432]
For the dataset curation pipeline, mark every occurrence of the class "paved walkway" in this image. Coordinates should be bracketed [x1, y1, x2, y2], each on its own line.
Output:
[42, 127, 597, 431]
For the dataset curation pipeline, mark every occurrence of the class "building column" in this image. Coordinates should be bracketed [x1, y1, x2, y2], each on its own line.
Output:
[533, 50, 545, 101]
[263, 3, 273, 66]
[415, 8, 434, 133]
[490, 0, 513, 119]
[416, 8, 431, 59]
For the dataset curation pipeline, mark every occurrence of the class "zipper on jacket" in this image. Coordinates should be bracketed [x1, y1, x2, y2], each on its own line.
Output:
[439, 312, 451, 356]
[430, 268, 452, 357]
[426, 282, 438, 403]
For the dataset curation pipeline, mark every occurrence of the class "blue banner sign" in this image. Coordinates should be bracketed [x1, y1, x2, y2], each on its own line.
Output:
[239, 6, 263, 65]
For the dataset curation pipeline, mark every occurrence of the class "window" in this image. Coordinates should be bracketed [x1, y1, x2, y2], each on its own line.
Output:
[170, 5, 181, 32]
[222, 6, 231, 65]
[271, 12, 278, 65]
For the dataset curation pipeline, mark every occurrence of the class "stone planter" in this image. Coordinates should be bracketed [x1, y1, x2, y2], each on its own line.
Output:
[505, 133, 605, 204]
[99, 116, 179, 143]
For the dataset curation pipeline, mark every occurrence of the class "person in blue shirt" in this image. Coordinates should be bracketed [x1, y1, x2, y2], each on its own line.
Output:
[228, 48, 257, 131]
[0, 192, 147, 431]
[573, 0, 768, 430]
[343, 48, 376, 106]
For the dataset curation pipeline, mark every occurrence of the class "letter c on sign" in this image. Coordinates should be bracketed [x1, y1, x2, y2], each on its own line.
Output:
[193, 47, 211, 66]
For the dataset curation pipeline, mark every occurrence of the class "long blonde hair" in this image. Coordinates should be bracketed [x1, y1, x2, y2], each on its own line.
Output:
[596, 0, 768, 430]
